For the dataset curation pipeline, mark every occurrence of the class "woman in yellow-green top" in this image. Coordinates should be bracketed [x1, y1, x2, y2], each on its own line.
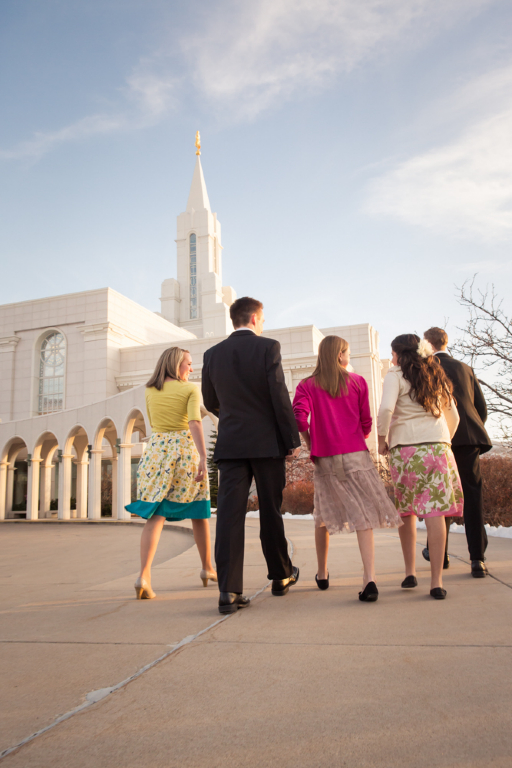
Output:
[126, 347, 216, 599]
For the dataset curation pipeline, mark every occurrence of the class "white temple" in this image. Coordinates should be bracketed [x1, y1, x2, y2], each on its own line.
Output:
[0, 136, 387, 521]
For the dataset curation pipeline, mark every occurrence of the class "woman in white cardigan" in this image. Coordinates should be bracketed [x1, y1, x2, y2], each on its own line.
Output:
[378, 334, 463, 599]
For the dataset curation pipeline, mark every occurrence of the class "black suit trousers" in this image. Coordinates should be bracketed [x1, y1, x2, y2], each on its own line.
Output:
[452, 445, 488, 561]
[429, 446, 487, 561]
[215, 457, 293, 594]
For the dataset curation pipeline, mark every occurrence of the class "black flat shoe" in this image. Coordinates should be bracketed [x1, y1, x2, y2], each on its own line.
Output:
[430, 587, 447, 600]
[422, 547, 430, 562]
[218, 592, 251, 614]
[443, 554, 450, 569]
[315, 573, 329, 591]
[471, 560, 488, 578]
[272, 566, 299, 596]
[359, 581, 378, 602]
[401, 575, 418, 589]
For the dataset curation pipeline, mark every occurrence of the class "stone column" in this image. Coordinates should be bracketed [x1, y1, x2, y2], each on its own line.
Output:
[27, 458, 42, 520]
[40, 464, 53, 518]
[76, 460, 89, 519]
[0, 461, 7, 520]
[88, 449, 103, 520]
[0, 336, 20, 422]
[6, 466, 15, 515]
[58, 454, 73, 520]
[111, 455, 118, 519]
[116, 444, 132, 521]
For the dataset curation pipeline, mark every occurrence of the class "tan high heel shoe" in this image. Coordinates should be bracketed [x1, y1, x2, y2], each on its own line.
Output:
[200, 569, 218, 588]
[134, 576, 156, 599]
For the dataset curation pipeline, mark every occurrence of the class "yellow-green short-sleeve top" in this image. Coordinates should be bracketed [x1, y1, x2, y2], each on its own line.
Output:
[145, 380, 201, 433]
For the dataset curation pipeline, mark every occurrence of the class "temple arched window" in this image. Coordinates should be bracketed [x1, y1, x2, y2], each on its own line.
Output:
[38, 331, 65, 414]
[190, 233, 197, 319]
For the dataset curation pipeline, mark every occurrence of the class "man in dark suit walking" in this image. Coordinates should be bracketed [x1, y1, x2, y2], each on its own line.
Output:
[423, 327, 492, 577]
[202, 297, 301, 614]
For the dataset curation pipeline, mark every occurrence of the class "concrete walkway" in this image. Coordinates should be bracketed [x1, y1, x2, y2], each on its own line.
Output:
[1, 518, 511, 767]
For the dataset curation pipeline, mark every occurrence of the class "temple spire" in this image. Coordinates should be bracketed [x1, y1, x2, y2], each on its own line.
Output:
[186, 132, 211, 212]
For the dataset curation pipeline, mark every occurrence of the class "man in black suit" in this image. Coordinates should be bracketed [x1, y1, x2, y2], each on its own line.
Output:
[423, 327, 492, 577]
[202, 297, 301, 614]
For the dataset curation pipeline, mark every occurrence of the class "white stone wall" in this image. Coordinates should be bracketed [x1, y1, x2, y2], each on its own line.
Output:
[0, 288, 195, 423]
[115, 322, 383, 454]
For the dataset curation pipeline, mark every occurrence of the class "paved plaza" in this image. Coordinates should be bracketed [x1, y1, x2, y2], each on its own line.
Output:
[1, 519, 511, 767]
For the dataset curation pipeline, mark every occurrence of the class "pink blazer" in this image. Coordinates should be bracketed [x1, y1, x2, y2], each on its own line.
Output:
[292, 374, 372, 460]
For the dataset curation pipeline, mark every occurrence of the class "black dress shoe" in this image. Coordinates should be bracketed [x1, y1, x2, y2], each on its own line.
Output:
[430, 587, 447, 599]
[218, 592, 251, 614]
[401, 575, 418, 589]
[471, 560, 488, 578]
[272, 566, 299, 596]
[359, 581, 378, 602]
[422, 547, 430, 562]
[315, 573, 329, 591]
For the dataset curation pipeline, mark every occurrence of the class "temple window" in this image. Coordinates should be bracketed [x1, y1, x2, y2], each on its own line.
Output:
[190, 233, 197, 319]
[38, 331, 65, 415]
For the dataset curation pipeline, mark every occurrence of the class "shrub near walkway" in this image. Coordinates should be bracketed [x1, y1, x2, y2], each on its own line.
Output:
[481, 455, 512, 527]
[279, 452, 512, 526]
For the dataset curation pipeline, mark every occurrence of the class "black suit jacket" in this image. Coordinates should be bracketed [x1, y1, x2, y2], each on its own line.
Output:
[436, 352, 492, 453]
[202, 330, 301, 460]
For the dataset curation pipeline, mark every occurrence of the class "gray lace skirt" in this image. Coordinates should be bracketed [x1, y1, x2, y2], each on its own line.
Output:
[314, 451, 403, 534]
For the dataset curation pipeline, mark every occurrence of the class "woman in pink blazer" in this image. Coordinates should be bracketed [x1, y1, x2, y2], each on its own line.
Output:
[293, 336, 402, 601]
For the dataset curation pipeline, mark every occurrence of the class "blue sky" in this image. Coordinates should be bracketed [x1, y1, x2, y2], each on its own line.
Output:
[1, 0, 511, 364]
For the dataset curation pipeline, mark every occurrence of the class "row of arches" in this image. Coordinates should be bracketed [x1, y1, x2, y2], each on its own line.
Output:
[0, 409, 147, 521]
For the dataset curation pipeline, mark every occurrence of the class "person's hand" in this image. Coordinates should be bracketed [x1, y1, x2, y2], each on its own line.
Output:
[195, 457, 207, 482]
[286, 447, 301, 463]
[378, 436, 389, 456]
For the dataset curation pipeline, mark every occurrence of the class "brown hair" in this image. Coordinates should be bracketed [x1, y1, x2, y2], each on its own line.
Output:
[424, 327, 448, 351]
[391, 334, 452, 417]
[146, 347, 189, 390]
[310, 335, 352, 398]
[230, 297, 263, 329]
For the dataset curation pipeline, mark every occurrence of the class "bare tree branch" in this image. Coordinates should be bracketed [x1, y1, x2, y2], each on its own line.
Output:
[453, 277, 512, 441]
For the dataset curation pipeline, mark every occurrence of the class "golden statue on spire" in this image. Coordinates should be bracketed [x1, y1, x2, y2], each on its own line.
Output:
[195, 131, 201, 156]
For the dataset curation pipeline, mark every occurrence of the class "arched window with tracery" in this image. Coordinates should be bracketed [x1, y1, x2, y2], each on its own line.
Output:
[38, 331, 65, 414]
[190, 233, 198, 319]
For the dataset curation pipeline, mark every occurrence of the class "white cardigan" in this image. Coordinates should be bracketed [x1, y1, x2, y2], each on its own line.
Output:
[377, 366, 459, 449]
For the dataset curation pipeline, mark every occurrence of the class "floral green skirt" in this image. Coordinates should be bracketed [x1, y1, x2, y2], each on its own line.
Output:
[388, 443, 463, 518]
[125, 430, 210, 521]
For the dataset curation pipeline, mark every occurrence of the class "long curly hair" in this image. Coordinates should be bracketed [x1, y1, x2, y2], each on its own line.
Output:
[391, 334, 453, 418]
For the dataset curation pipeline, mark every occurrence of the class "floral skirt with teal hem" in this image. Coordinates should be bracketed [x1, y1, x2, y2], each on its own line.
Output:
[126, 498, 211, 521]
[125, 430, 210, 521]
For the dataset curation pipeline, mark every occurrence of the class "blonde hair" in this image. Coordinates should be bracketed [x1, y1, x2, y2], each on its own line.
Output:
[310, 336, 352, 398]
[146, 347, 189, 390]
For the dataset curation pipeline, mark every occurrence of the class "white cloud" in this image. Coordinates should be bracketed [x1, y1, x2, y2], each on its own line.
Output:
[452, 259, 512, 273]
[184, 0, 493, 119]
[364, 100, 512, 241]
[0, 114, 128, 160]
[0, 63, 177, 161]
[0, 0, 495, 159]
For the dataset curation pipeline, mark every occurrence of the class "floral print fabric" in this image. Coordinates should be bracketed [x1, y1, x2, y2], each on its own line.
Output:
[388, 442, 463, 518]
[138, 431, 209, 506]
